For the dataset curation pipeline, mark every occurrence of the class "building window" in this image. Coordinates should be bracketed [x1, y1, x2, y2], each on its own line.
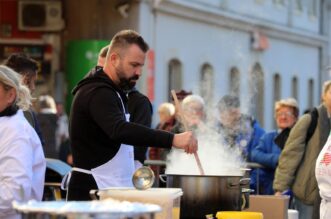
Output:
[273, 74, 281, 128]
[308, 79, 314, 109]
[308, 0, 318, 17]
[273, 0, 285, 5]
[229, 67, 240, 97]
[294, 0, 303, 12]
[273, 74, 281, 101]
[292, 77, 298, 100]
[250, 63, 264, 126]
[255, 0, 265, 4]
[168, 59, 182, 101]
[200, 63, 214, 105]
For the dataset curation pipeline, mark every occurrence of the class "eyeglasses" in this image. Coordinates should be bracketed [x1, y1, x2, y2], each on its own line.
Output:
[276, 111, 294, 118]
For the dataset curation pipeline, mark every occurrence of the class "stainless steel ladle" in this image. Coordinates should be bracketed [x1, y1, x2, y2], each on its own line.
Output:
[132, 166, 155, 190]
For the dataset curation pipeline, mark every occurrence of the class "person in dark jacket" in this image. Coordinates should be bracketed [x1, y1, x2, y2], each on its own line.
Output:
[216, 94, 265, 192]
[98, 45, 153, 168]
[274, 80, 331, 219]
[67, 30, 198, 201]
[3, 53, 45, 146]
[251, 98, 299, 194]
[216, 94, 265, 161]
[127, 87, 153, 167]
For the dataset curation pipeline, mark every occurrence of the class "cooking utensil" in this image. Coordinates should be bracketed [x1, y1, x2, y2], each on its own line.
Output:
[170, 89, 205, 175]
[164, 174, 251, 219]
[132, 166, 155, 190]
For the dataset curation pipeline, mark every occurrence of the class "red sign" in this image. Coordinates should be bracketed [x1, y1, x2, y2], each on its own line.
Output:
[147, 50, 155, 102]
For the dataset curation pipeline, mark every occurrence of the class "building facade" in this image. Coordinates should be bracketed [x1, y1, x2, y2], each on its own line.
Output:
[136, 0, 330, 130]
[1, 0, 330, 131]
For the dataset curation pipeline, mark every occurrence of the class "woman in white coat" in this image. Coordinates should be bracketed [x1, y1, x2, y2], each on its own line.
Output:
[316, 130, 331, 219]
[0, 65, 46, 219]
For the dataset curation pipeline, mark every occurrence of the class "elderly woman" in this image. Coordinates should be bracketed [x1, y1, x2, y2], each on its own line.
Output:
[0, 65, 46, 219]
[251, 98, 299, 195]
[172, 94, 206, 133]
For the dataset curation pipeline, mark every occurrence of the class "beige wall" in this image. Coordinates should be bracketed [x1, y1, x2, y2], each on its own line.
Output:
[60, 0, 140, 66]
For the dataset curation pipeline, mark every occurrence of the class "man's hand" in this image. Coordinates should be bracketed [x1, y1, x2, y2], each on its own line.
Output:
[172, 131, 198, 154]
[274, 191, 282, 196]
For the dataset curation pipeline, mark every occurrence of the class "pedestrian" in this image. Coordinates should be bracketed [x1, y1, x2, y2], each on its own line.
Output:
[274, 80, 331, 219]
[216, 94, 265, 192]
[3, 53, 45, 145]
[216, 94, 265, 161]
[66, 30, 198, 201]
[315, 129, 331, 219]
[251, 98, 299, 194]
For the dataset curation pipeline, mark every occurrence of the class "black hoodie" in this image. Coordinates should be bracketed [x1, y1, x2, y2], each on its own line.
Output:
[69, 67, 173, 169]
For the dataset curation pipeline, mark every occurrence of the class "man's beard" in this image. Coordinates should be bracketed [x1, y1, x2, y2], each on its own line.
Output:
[116, 66, 139, 91]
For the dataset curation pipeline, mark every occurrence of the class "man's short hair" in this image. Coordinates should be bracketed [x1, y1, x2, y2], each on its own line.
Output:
[109, 30, 149, 53]
[99, 46, 109, 58]
[217, 94, 240, 112]
[3, 53, 38, 75]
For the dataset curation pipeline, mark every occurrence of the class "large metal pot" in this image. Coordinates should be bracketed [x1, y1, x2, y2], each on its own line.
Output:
[163, 174, 250, 219]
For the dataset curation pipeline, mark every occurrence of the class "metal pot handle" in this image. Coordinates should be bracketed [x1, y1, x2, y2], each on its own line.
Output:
[228, 177, 251, 187]
[239, 178, 250, 186]
[159, 174, 167, 183]
[89, 189, 100, 200]
[241, 188, 254, 210]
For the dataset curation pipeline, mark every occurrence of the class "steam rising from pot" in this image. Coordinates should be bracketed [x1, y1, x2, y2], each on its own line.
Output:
[166, 116, 248, 176]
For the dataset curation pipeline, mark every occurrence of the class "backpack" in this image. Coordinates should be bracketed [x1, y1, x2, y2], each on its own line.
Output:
[23, 109, 36, 128]
[305, 107, 318, 144]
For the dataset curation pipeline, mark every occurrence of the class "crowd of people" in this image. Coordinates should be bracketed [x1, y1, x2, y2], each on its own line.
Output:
[0, 29, 330, 219]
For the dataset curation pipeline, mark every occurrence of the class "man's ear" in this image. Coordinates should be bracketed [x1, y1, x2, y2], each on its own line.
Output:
[109, 52, 119, 66]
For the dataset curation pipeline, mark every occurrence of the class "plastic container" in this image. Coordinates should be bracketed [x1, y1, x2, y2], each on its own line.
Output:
[97, 187, 183, 219]
[12, 199, 161, 219]
[288, 209, 299, 219]
[216, 211, 263, 219]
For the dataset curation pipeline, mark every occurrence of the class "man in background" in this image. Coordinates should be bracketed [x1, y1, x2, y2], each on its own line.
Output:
[3, 53, 45, 145]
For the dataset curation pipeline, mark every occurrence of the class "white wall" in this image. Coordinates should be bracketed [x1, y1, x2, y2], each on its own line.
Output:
[151, 10, 320, 130]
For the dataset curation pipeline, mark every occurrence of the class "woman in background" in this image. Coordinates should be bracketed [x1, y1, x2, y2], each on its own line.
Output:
[251, 98, 299, 194]
[0, 65, 46, 219]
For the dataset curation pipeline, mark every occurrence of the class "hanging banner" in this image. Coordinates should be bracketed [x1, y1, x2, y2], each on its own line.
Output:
[147, 49, 155, 102]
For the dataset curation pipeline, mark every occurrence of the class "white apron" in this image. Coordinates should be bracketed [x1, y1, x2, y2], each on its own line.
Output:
[62, 92, 135, 190]
[315, 131, 331, 219]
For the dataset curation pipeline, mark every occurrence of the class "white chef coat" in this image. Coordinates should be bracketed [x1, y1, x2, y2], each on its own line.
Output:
[315, 131, 331, 219]
[0, 110, 46, 219]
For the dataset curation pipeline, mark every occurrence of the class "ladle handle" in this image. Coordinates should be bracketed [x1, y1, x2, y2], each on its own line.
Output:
[171, 90, 205, 175]
[194, 152, 205, 175]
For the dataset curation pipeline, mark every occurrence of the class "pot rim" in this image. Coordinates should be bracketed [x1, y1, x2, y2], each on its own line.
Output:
[164, 173, 244, 177]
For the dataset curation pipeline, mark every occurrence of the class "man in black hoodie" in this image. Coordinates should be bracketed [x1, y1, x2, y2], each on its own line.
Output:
[67, 30, 198, 200]
[98, 45, 152, 168]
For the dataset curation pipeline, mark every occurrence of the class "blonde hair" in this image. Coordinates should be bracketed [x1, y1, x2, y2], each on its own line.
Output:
[37, 95, 57, 114]
[322, 80, 331, 95]
[0, 65, 32, 110]
[274, 97, 299, 118]
[158, 102, 175, 117]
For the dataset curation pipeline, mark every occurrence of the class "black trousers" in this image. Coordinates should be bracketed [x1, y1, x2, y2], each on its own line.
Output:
[67, 171, 98, 201]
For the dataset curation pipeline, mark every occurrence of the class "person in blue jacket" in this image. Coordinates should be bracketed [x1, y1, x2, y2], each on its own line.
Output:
[251, 97, 299, 194]
[217, 94, 265, 162]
